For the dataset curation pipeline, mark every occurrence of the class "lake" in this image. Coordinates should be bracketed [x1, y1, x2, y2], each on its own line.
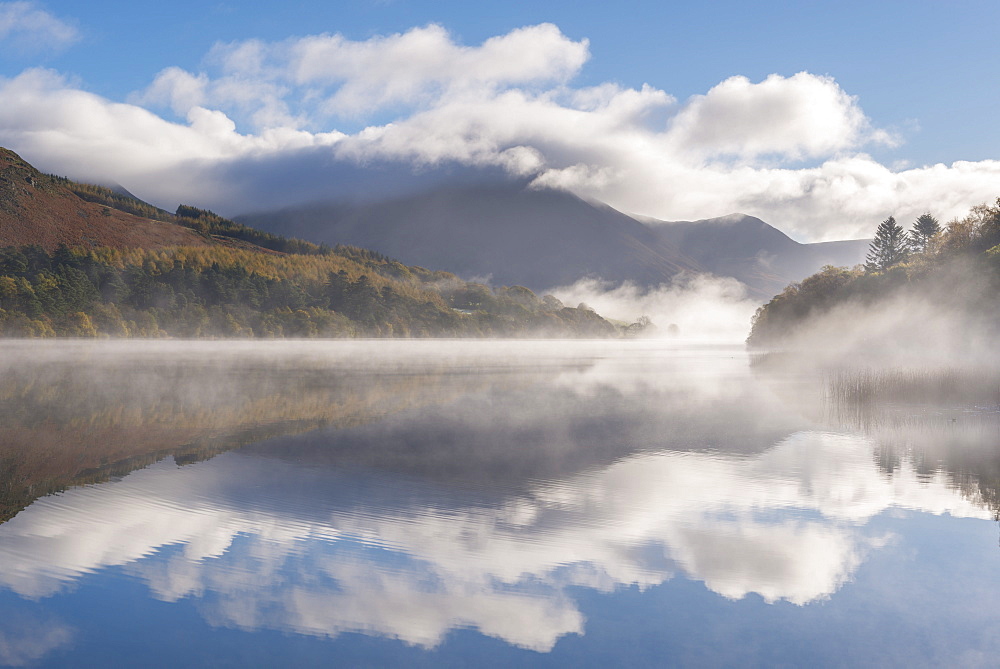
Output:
[0, 339, 998, 668]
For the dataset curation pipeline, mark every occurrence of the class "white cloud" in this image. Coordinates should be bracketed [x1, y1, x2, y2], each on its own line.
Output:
[663, 73, 885, 162]
[138, 67, 209, 117]
[0, 23, 997, 240]
[137, 23, 589, 123]
[0, 1, 77, 52]
[289, 23, 589, 116]
[0, 68, 345, 209]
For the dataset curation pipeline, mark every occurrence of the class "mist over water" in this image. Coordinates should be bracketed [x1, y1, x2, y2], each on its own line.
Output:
[0, 339, 998, 666]
[549, 274, 759, 341]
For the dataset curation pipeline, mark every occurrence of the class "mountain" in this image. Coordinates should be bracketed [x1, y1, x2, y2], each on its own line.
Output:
[0, 143, 869, 306]
[237, 184, 869, 298]
[0, 148, 209, 251]
[238, 183, 703, 291]
[649, 214, 871, 297]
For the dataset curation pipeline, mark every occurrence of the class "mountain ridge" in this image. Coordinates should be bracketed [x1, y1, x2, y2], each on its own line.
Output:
[647, 213, 870, 296]
[238, 184, 870, 298]
[239, 184, 707, 290]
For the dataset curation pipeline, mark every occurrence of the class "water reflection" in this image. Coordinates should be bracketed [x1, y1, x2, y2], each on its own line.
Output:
[0, 615, 74, 667]
[0, 432, 990, 651]
[0, 340, 998, 661]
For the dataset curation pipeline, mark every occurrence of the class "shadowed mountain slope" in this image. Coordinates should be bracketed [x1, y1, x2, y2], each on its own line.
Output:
[238, 184, 704, 291]
[651, 214, 870, 297]
[239, 184, 869, 298]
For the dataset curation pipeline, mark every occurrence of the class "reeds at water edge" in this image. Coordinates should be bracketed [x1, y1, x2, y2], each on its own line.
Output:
[826, 367, 1000, 409]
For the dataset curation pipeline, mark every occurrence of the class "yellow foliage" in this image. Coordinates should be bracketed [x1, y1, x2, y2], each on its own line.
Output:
[66, 312, 98, 338]
[79, 246, 446, 306]
[0, 276, 16, 299]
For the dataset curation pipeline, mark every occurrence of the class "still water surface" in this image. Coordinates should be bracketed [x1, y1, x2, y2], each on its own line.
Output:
[0, 340, 998, 667]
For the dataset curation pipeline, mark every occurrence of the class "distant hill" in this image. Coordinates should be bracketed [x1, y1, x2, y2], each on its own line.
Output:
[237, 184, 869, 298]
[649, 214, 870, 297]
[0, 148, 209, 251]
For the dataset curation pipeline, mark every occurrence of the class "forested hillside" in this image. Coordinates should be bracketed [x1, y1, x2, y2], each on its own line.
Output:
[0, 148, 628, 338]
[747, 199, 1000, 351]
[0, 243, 620, 338]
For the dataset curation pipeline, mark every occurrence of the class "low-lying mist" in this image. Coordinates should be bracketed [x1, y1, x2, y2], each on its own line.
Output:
[548, 273, 760, 342]
[766, 295, 996, 365]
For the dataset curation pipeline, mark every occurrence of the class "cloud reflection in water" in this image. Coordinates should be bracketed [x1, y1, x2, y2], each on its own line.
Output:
[0, 430, 987, 651]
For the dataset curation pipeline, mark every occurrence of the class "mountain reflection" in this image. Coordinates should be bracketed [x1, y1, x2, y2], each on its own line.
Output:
[0, 340, 996, 653]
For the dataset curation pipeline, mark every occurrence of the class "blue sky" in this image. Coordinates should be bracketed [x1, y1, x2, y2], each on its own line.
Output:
[0, 0, 998, 240]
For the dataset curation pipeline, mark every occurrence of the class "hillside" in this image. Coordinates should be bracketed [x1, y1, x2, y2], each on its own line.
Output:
[237, 184, 868, 297]
[0, 149, 625, 338]
[0, 241, 625, 338]
[0, 148, 210, 251]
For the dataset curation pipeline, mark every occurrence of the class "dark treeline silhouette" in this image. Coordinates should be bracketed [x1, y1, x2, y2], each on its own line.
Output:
[175, 204, 334, 255]
[54, 178, 175, 222]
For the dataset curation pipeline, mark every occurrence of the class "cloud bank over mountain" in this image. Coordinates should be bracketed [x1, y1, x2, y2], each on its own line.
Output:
[1, 18, 998, 241]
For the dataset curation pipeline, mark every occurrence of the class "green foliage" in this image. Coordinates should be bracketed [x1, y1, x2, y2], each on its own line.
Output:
[748, 265, 863, 347]
[910, 213, 940, 253]
[174, 205, 330, 255]
[865, 216, 909, 272]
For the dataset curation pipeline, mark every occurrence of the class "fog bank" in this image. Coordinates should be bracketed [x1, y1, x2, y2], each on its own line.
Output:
[549, 274, 760, 342]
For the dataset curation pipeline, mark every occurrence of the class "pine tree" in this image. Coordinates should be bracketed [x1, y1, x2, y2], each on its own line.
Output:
[865, 216, 909, 272]
[909, 213, 940, 253]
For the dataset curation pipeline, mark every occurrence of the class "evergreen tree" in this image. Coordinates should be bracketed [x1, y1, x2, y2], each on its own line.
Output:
[909, 213, 940, 253]
[865, 216, 909, 272]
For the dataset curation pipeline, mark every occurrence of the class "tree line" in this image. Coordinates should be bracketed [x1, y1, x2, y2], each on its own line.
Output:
[0, 244, 621, 338]
[747, 198, 1000, 347]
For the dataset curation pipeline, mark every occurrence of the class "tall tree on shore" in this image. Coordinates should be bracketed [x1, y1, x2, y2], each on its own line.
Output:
[909, 213, 940, 253]
[865, 216, 909, 272]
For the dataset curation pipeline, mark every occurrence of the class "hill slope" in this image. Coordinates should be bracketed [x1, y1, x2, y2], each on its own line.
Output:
[0, 148, 210, 250]
[746, 198, 1000, 356]
[0, 150, 625, 339]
